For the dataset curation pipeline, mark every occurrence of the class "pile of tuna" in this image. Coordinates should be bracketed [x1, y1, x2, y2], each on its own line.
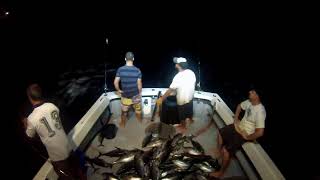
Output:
[86, 133, 221, 180]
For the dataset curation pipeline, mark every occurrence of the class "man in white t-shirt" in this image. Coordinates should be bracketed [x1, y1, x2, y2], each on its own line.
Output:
[210, 89, 266, 178]
[161, 57, 196, 133]
[23, 84, 86, 180]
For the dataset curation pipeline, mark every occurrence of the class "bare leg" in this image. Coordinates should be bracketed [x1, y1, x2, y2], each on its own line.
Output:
[78, 169, 87, 180]
[210, 147, 231, 178]
[176, 119, 187, 134]
[136, 111, 142, 123]
[211, 132, 223, 158]
[187, 117, 194, 125]
[181, 119, 187, 128]
[156, 100, 162, 117]
[217, 132, 223, 150]
[120, 111, 128, 128]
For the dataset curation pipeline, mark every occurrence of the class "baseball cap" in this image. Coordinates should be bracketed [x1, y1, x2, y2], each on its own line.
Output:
[125, 52, 134, 61]
[173, 57, 187, 64]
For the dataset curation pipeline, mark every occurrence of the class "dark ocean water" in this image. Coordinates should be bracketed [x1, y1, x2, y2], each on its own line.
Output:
[2, 3, 318, 179]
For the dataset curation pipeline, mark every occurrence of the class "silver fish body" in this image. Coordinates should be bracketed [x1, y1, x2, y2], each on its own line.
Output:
[134, 153, 146, 177]
[116, 161, 135, 175]
[102, 172, 119, 180]
[113, 152, 138, 164]
[172, 159, 190, 169]
[122, 175, 142, 180]
[151, 160, 161, 180]
[171, 133, 183, 146]
[142, 133, 153, 148]
[161, 173, 181, 180]
[195, 163, 214, 173]
[191, 140, 205, 154]
[146, 138, 164, 148]
[195, 174, 208, 180]
[183, 147, 203, 156]
[101, 147, 128, 157]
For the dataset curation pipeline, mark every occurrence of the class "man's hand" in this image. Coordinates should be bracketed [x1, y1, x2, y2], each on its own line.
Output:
[156, 96, 163, 106]
[234, 120, 241, 133]
[234, 116, 240, 124]
[194, 129, 206, 137]
[22, 118, 28, 129]
[116, 90, 123, 96]
[234, 121, 248, 140]
[240, 130, 249, 140]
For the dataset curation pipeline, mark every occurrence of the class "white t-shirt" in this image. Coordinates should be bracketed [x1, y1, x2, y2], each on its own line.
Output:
[169, 69, 196, 105]
[26, 103, 72, 161]
[239, 100, 266, 135]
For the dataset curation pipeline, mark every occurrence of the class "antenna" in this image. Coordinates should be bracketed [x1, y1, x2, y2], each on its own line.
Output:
[104, 63, 108, 95]
[197, 60, 202, 91]
[104, 38, 109, 96]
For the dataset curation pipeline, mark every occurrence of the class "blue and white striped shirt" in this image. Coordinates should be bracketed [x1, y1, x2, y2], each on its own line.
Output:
[116, 65, 142, 98]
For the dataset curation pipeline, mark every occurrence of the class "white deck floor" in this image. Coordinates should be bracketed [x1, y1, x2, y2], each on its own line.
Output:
[85, 100, 246, 179]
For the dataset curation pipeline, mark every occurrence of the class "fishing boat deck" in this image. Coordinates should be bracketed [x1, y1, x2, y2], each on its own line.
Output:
[85, 98, 246, 179]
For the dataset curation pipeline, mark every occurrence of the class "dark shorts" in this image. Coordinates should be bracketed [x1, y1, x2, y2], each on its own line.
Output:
[51, 152, 83, 180]
[177, 101, 193, 122]
[220, 124, 247, 155]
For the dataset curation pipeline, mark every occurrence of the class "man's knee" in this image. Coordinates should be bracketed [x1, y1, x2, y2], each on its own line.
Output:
[122, 111, 128, 116]
[222, 146, 230, 158]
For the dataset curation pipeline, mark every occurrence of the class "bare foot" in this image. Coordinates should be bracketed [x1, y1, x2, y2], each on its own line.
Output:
[175, 125, 187, 134]
[210, 171, 224, 178]
[119, 120, 126, 128]
[137, 118, 142, 123]
[210, 148, 222, 158]
[188, 119, 195, 124]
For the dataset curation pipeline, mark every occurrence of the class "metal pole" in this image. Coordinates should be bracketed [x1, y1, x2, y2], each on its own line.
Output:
[104, 38, 109, 95]
[197, 60, 202, 91]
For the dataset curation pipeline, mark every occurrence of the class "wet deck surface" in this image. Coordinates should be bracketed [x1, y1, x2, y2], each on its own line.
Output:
[85, 100, 245, 179]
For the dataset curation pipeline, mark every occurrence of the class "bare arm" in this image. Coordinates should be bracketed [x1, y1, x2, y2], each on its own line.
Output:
[194, 117, 214, 136]
[22, 117, 28, 129]
[113, 77, 122, 93]
[242, 128, 264, 141]
[24, 118, 36, 138]
[234, 104, 242, 124]
[137, 78, 142, 94]
[162, 88, 175, 101]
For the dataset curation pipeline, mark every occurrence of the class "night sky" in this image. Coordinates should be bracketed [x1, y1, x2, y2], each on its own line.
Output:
[1, 2, 318, 179]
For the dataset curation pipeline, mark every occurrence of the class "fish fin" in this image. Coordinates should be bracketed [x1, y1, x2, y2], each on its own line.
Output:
[93, 167, 99, 173]
[107, 162, 113, 168]
[97, 152, 103, 158]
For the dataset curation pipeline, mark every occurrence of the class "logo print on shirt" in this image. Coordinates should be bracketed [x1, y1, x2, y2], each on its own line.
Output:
[247, 108, 252, 118]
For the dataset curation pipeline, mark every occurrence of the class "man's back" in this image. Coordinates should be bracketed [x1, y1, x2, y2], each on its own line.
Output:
[27, 102, 72, 161]
[116, 65, 142, 98]
[170, 69, 196, 105]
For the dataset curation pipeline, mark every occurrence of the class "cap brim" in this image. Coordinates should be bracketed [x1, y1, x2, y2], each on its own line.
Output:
[173, 57, 178, 63]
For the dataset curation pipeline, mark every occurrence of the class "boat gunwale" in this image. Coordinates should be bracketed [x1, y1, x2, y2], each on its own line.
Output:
[33, 88, 285, 180]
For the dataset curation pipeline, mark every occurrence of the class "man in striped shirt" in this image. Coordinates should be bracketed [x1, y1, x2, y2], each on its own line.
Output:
[114, 52, 143, 127]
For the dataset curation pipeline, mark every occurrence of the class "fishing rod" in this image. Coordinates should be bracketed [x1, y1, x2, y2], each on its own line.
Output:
[104, 62, 108, 95]
[104, 37, 109, 96]
[151, 91, 162, 122]
[197, 60, 202, 91]
[22, 136, 75, 179]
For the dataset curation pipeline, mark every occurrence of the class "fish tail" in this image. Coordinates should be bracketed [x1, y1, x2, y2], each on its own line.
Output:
[93, 167, 99, 173]
[98, 152, 103, 158]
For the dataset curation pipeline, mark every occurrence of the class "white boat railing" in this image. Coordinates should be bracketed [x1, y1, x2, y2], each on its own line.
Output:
[33, 88, 285, 180]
